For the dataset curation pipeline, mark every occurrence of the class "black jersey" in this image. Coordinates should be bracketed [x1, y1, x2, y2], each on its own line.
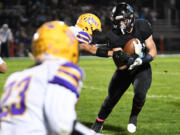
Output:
[107, 19, 152, 49]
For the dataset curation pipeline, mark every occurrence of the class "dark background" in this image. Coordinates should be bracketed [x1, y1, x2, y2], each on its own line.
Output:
[0, 0, 180, 56]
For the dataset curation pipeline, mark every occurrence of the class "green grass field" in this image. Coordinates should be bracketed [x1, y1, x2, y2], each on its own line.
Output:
[0, 56, 180, 135]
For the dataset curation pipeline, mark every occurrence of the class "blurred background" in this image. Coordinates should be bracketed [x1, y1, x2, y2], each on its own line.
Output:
[0, 0, 180, 57]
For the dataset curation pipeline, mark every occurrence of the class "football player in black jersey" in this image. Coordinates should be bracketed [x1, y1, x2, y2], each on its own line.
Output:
[83, 2, 157, 133]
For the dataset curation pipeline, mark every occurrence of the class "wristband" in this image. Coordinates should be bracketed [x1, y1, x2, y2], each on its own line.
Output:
[96, 48, 109, 57]
[142, 54, 153, 64]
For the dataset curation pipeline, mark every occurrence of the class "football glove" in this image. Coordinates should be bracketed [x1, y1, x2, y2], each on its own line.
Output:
[128, 57, 142, 70]
[133, 39, 142, 56]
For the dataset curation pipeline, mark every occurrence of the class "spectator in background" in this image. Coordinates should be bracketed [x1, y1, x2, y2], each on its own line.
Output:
[0, 56, 6, 73]
[0, 24, 13, 57]
[14, 26, 28, 57]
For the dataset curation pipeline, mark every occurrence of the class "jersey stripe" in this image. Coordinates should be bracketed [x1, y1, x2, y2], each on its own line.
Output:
[60, 66, 81, 81]
[78, 31, 91, 40]
[63, 62, 84, 79]
[56, 71, 78, 87]
[0, 111, 8, 119]
[77, 35, 89, 43]
[49, 76, 79, 97]
[76, 31, 91, 43]
[49, 62, 84, 98]
[78, 33, 90, 40]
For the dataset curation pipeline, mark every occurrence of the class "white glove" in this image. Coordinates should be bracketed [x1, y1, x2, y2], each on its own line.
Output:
[128, 58, 142, 70]
[133, 39, 142, 56]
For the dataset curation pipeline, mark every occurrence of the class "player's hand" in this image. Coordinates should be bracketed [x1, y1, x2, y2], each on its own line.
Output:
[133, 39, 142, 56]
[128, 58, 142, 70]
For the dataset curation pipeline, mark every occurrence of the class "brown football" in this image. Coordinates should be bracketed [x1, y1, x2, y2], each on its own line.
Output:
[113, 38, 138, 69]
[123, 38, 138, 55]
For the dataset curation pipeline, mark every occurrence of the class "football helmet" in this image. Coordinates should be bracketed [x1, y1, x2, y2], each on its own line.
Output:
[111, 2, 134, 34]
[32, 21, 79, 64]
[75, 13, 102, 36]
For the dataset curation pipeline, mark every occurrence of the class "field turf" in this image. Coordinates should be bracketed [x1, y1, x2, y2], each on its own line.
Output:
[0, 56, 180, 135]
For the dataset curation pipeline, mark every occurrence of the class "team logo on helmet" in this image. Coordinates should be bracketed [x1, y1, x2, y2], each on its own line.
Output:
[76, 13, 102, 36]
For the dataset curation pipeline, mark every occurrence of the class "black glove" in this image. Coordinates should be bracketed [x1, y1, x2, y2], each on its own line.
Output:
[113, 50, 138, 67]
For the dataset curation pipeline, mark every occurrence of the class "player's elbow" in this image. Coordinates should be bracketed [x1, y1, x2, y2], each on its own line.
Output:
[151, 49, 157, 60]
[0, 63, 7, 73]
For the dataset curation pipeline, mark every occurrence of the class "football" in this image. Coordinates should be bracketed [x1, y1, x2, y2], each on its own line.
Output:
[123, 38, 138, 55]
[113, 38, 138, 68]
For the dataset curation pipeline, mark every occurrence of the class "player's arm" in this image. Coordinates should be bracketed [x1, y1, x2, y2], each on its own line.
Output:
[128, 35, 157, 70]
[0, 57, 7, 73]
[71, 121, 103, 135]
[145, 35, 157, 60]
[79, 43, 113, 57]
[45, 84, 102, 135]
[112, 41, 142, 70]
[142, 20, 157, 60]
[44, 84, 76, 135]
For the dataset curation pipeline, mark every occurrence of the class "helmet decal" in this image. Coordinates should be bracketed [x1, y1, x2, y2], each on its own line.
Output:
[127, 5, 133, 12]
[76, 13, 101, 36]
[86, 17, 99, 27]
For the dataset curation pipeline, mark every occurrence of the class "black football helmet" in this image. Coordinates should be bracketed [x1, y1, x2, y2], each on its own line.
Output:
[111, 2, 134, 35]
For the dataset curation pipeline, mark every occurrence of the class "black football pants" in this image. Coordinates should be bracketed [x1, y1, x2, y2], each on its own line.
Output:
[97, 64, 152, 120]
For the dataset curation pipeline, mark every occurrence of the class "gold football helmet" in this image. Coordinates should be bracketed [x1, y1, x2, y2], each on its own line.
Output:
[32, 21, 79, 64]
[76, 13, 102, 36]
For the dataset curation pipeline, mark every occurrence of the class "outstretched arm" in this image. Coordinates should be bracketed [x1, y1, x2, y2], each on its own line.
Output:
[79, 43, 114, 57]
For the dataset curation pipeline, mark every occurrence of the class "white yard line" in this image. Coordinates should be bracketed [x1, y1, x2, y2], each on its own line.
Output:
[153, 71, 180, 76]
[83, 86, 180, 100]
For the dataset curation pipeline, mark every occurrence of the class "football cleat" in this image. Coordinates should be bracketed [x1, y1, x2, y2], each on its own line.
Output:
[76, 13, 101, 36]
[32, 21, 79, 64]
[91, 121, 103, 133]
[127, 123, 136, 133]
[127, 115, 137, 133]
